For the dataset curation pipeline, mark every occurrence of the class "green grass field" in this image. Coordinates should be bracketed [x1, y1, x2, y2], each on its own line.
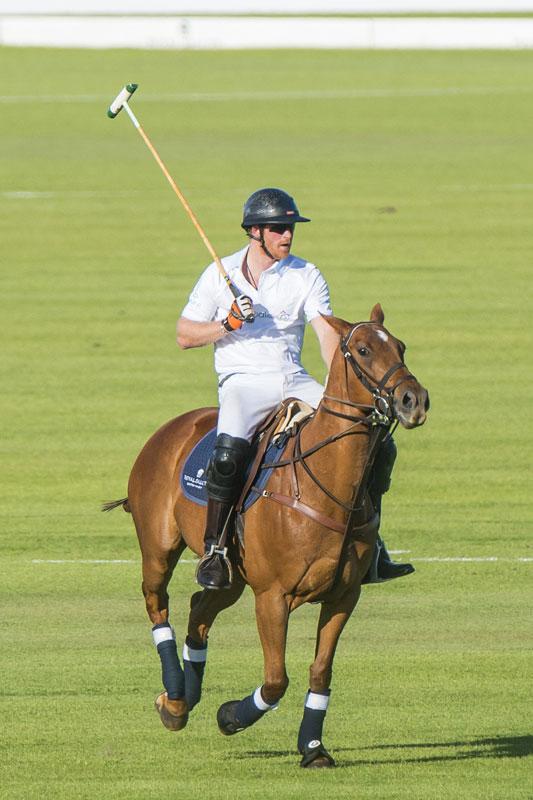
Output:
[1, 46, 532, 799]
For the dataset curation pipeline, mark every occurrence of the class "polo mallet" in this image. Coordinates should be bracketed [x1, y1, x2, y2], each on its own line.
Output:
[107, 83, 254, 322]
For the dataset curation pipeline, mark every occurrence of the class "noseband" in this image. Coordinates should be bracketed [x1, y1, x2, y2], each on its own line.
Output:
[324, 322, 417, 427]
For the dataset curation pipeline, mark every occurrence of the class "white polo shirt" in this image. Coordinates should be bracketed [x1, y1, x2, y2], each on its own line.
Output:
[181, 245, 332, 379]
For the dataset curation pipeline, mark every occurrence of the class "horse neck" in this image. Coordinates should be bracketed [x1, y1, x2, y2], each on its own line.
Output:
[299, 358, 375, 501]
[322, 349, 373, 415]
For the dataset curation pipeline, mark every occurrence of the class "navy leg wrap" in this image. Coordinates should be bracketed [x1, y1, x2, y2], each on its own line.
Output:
[153, 624, 185, 700]
[297, 690, 330, 753]
[183, 636, 207, 711]
[234, 687, 275, 728]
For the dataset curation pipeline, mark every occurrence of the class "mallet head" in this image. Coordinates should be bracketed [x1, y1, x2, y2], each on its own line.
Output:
[107, 83, 138, 118]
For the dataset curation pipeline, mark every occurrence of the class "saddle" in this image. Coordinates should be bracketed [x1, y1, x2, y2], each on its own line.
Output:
[179, 398, 314, 513]
[235, 398, 315, 511]
[271, 399, 315, 445]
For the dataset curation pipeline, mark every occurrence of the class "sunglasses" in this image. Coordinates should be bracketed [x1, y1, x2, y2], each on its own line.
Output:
[266, 223, 295, 234]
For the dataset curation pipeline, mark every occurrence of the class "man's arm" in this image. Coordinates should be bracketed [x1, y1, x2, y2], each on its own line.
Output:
[310, 315, 340, 370]
[176, 317, 228, 349]
[177, 295, 254, 349]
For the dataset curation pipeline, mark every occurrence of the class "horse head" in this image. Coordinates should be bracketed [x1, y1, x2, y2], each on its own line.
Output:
[324, 303, 429, 429]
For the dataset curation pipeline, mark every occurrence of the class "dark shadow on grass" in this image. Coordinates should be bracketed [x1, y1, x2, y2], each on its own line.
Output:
[233, 735, 533, 767]
[356, 735, 533, 758]
[233, 750, 294, 760]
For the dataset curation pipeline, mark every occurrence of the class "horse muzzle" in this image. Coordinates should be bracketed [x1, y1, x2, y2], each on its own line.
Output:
[393, 383, 430, 429]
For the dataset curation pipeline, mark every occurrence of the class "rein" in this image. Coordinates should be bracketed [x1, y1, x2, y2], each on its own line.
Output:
[253, 321, 407, 533]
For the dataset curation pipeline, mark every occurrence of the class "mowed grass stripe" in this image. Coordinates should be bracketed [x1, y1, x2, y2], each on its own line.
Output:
[2, 85, 533, 103]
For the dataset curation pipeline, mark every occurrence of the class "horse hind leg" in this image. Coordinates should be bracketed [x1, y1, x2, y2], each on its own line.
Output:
[140, 536, 190, 732]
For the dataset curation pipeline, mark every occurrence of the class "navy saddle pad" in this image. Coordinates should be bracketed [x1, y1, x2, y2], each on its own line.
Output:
[180, 427, 286, 512]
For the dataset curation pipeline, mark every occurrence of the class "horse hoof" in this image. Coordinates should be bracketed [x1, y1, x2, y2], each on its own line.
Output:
[217, 700, 245, 736]
[154, 692, 189, 732]
[299, 741, 336, 768]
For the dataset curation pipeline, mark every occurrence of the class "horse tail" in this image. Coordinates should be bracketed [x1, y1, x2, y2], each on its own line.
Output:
[101, 497, 130, 513]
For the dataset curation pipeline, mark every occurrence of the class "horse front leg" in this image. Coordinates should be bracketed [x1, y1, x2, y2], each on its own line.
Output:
[217, 589, 290, 735]
[298, 585, 361, 768]
[184, 573, 246, 712]
[141, 546, 190, 732]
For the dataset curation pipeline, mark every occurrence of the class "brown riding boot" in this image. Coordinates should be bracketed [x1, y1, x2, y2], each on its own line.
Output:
[195, 498, 234, 590]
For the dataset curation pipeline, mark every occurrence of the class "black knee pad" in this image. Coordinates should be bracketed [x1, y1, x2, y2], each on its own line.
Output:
[206, 434, 251, 503]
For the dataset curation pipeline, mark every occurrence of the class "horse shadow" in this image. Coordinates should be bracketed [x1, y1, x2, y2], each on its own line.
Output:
[234, 734, 533, 766]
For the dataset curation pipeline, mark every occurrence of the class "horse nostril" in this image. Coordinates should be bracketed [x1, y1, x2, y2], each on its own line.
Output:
[402, 391, 415, 409]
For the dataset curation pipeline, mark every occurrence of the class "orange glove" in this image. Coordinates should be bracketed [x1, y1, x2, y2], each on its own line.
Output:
[222, 295, 254, 331]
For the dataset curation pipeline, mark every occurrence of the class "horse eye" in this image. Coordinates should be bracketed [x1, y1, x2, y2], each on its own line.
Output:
[358, 347, 369, 357]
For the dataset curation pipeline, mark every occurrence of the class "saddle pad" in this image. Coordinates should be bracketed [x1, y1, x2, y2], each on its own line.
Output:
[180, 427, 286, 511]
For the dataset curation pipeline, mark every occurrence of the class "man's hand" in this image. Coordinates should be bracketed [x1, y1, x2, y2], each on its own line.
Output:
[223, 294, 255, 330]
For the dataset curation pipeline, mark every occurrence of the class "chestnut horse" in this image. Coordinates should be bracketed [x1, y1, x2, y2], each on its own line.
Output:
[105, 305, 429, 767]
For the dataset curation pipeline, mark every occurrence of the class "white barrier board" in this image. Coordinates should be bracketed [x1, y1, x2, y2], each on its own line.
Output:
[3, 15, 533, 48]
[2, 1, 533, 12]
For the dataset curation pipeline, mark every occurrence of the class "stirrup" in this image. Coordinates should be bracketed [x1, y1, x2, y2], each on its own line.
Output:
[195, 545, 233, 590]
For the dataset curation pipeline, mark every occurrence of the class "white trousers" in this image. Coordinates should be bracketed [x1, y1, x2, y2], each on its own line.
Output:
[217, 371, 324, 441]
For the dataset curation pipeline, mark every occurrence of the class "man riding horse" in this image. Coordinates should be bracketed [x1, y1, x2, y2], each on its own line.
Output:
[177, 187, 413, 590]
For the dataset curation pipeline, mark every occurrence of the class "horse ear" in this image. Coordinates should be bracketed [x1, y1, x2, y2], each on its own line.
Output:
[370, 303, 384, 325]
[321, 313, 352, 337]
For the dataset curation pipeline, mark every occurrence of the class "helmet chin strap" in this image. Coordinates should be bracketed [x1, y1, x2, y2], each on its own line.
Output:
[247, 227, 275, 260]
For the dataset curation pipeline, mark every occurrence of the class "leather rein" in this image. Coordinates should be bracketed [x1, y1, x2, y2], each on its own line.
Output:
[251, 322, 416, 533]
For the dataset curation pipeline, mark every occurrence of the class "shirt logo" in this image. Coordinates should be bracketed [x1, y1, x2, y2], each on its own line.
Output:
[256, 310, 291, 321]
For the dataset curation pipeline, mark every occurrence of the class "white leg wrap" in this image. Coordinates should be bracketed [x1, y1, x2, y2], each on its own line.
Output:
[183, 643, 208, 663]
[305, 691, 330, 711]
[253, 686, 278, 712]
[152, 624, 175, 647]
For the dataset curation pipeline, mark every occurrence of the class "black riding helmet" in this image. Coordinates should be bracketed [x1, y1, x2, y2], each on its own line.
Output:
[241, 187, 311, 229]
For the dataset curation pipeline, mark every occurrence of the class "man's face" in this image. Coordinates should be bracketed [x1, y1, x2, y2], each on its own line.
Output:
[254, 223, 295, 261]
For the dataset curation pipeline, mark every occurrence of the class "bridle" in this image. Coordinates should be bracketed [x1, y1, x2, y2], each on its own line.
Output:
[323, 322, 417, 428]
[254, 320, 419, 529]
